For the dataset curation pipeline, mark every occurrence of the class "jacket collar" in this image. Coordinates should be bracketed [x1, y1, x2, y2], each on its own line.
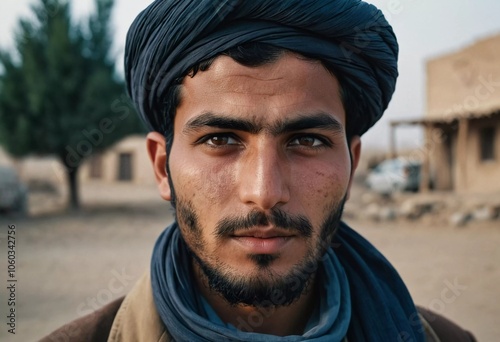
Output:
[108, 272, 170, 342]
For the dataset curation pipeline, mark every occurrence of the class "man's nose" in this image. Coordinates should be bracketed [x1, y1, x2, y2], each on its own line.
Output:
[237, 145, 290, 210]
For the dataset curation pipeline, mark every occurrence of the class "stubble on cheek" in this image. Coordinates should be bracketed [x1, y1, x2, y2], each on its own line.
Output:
[175, 197, 206, 253]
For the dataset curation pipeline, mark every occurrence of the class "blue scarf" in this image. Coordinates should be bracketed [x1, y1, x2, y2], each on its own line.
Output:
[151, 222, 425, 341]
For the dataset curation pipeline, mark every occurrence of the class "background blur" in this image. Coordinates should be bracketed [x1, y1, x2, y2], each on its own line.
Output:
[0, 0, 499, 341]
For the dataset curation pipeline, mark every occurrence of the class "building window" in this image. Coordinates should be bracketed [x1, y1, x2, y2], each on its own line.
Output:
[89, 154, 103, 179]
[117, 153, 133, 181]
[480, 127, 496, 161]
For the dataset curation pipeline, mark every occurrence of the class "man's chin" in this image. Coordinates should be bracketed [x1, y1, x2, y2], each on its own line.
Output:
[248, 254, 279, 269]
[193, 252, 317, 307]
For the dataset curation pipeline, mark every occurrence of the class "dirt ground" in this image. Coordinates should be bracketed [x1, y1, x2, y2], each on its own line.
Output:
[0, 182, 499, 341]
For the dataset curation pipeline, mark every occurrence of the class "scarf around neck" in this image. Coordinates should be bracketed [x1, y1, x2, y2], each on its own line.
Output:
[151, 221, 425, 342]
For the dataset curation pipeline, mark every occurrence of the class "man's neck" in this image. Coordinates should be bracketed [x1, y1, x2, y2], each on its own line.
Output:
[192, 262, 318, 336]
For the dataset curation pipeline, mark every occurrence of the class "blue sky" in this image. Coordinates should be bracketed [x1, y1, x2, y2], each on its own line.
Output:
[1, 0, 499, 150]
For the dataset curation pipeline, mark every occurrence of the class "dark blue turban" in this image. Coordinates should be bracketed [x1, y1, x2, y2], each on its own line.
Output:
[125, 0, 398, 137]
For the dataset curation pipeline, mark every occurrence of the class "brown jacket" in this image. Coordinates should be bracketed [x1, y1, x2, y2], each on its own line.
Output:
[41, 273, 476, 342]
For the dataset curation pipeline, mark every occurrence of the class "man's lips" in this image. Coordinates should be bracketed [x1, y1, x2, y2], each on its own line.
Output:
[231, 228, 296, 239]
[230, 228, 295, 253]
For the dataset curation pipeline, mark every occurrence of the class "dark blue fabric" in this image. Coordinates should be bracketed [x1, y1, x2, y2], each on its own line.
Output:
[334, 222, 425, 341]
[150, 224, 351, 341]
[151, 222, 426, 341]
[125, 0, 398, 137]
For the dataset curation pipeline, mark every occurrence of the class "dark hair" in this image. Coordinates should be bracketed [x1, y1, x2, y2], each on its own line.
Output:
[163, 42, 355, 150]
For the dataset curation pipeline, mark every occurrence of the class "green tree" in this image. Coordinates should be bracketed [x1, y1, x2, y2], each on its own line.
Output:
[0, 0, 143, 210]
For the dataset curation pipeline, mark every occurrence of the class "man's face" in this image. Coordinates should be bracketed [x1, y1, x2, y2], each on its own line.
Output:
[157, 53, 360, 306]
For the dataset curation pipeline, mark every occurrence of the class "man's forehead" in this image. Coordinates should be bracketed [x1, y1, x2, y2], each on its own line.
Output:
[206, 53, 327, 80]
[180, 53, 335, 99]
[176, 53, 345, 128]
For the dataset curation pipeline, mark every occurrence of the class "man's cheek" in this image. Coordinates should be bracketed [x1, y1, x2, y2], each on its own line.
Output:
[200, 168, 237, 204]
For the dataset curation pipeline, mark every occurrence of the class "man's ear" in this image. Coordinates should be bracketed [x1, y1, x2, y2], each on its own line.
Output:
[346, 135, 361, 201]
[146, 132, 172, 201]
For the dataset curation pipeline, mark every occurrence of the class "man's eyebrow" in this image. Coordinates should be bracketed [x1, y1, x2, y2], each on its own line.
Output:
[183, 112, 261, 134]
[182, 111, 344, 135]
[271, 112, 344, 135]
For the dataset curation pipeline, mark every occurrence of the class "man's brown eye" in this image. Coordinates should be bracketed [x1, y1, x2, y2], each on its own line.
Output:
[205, 135, 239, 146]
[209, 136, 229, 145]
[290, 136, 323, 147]
[299, 136, 316, 146]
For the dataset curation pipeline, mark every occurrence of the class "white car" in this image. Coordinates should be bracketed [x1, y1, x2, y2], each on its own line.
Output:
[365, 158, 421, 195]
[0, 166, 27, 214]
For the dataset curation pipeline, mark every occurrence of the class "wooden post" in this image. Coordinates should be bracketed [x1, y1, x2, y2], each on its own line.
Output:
[420, 124, 431, 193]
[456, 118, 469, 192]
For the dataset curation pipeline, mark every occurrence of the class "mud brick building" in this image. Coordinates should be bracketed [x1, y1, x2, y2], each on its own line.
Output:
[391, 34, 500, 193]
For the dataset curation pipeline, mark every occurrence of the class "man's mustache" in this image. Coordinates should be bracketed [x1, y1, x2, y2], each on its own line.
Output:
[215, 209, 313, 238]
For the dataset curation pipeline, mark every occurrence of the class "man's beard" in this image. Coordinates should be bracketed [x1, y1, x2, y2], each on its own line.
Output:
[175, 196, 346, 308]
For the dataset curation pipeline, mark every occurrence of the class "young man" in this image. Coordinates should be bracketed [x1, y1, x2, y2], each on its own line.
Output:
[43, 0, 476, 341]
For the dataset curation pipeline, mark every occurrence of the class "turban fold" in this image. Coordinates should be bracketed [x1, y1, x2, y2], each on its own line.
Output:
[125, 0, 398, 136]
